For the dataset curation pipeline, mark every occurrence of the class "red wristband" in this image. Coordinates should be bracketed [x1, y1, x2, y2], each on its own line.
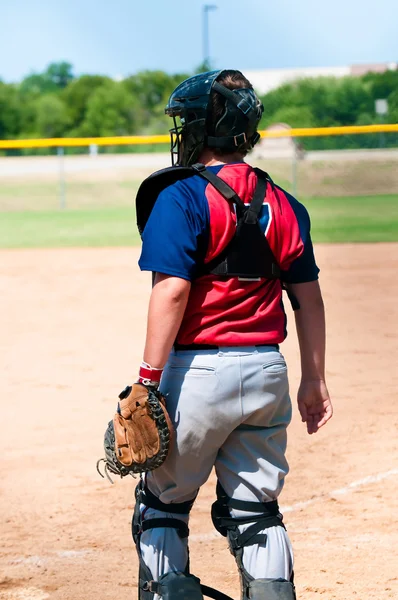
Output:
[138, 362, 163, 385]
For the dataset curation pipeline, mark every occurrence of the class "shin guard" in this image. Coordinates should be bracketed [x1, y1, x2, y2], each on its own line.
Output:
[211, 482, 295, 599]
[132, 480, 197, 600]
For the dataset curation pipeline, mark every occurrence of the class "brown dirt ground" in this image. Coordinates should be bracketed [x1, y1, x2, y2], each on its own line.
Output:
[1, 244, 397, 600]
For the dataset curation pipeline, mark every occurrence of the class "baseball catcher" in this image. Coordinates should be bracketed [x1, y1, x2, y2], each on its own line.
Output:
[100, 69, 333, 600]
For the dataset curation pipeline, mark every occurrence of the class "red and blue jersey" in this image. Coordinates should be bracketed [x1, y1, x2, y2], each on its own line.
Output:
[139, 162, 319, 345]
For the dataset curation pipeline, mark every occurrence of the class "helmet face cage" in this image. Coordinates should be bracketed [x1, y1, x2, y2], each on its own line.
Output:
[169, 111, 207, 167]
[169, 115, 183, 166]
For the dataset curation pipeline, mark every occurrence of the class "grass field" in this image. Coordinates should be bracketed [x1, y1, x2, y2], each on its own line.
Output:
[304, 194, 398, 243]
[0, 194, 397, 248]
[1, 153, 397, 247]
[0, 180, 142, 211]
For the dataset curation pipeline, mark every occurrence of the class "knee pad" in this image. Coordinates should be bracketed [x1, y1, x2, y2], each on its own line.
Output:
[132, 480, 196, 600]
[211, 482, 286, 599]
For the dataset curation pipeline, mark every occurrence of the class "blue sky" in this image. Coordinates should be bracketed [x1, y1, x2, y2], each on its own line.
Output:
[1, 0, 397, 82]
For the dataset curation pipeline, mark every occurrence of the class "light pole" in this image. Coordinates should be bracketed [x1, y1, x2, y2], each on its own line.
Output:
[203, 4, 217, 69]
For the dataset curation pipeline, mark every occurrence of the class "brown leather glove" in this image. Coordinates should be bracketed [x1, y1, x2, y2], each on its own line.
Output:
[97, 383, 173, 482]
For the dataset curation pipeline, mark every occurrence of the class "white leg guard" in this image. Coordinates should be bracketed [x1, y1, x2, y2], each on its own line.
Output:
[235, 524, 293, 580]
[212, 483, 296, 600]
[132, 480, 197, 600]
[139, 506, 190, 597]
[133, 480, 235, 600]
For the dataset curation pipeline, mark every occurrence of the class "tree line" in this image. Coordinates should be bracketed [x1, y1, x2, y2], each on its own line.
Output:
[0, 61, 397, 152]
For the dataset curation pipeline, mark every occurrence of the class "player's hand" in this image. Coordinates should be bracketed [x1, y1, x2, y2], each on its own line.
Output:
[297, 379, 333, 434]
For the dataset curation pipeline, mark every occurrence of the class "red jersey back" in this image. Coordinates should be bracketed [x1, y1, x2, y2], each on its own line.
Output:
[139, 162, 319, 345]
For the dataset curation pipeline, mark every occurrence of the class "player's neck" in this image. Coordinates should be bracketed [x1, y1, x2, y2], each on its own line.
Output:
[198, 148, 245, 167]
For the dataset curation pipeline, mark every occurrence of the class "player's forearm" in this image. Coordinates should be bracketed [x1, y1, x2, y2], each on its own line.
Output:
[295, 303, 325, 381]
[288, 281, 326, 381]
[143, 273, 191, 369]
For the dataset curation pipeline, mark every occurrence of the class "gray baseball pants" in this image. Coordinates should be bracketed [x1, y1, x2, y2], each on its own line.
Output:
[140, 345, 294, 594]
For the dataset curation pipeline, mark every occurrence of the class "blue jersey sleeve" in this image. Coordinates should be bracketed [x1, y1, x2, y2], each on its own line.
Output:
[138, 179, 209, 281]
[281, 191, 320, 284]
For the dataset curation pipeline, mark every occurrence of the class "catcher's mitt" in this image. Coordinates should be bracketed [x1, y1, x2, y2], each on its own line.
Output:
[97, 383, 173, 483]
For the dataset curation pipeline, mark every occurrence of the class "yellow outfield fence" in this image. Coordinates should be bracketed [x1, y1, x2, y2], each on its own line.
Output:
[0, 123, 398, 149]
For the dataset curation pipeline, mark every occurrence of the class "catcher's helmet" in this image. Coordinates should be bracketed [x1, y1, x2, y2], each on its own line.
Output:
[165, 70, 264, 166]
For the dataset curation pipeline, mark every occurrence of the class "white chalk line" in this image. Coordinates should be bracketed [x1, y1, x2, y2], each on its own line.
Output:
[0, 588, 49, 600]
[8, 549, 92, 568]
[190, 468, 398, 542]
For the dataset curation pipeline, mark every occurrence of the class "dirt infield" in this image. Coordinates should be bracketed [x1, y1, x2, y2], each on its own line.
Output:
[1, 244, 397, 600]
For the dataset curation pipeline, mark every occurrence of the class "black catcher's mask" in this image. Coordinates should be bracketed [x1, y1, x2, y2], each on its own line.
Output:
[165, 70, 264, 166]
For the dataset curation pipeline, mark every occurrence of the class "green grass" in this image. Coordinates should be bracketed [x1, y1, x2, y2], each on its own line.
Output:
[0, 208, 141, 248]
[0, 195, 397, 248]
[0, 180, 143, 211]
[302, 194, 398, 243]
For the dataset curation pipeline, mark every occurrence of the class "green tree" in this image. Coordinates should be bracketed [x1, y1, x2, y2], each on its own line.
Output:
[265, 105, 315, 128]
[124, 70, 187, 112]
[35, 94, 70, 138]
[292, 78, 339, 126]
[123, 70, 188, 133]
[62, 74, 111, 133]
[2, 67, 397, 148]
[80, 81, 138, 136]
[260, 82, 301, 126]
[330, 77, 373, 125]
[19, 73, 58, 96]
[387, 89, 398, 122]
[46, 62, 74, 89]
[259, 78, 334, 128]
[260, 76, 373, 129]
[0, 83, 21, 138]
[363, 70, 398, 102]
[19, 62, 74, 97]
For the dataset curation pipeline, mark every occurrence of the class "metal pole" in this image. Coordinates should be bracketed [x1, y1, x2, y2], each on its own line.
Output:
[57, 146, 66, 210]
[202, 5, 217, 68]
[379, 114, 385, 149]
[292, 146, 298, 198]
[203, 6, 208, 67]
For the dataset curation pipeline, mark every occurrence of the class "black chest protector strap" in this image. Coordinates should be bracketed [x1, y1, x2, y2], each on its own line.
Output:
[192, 164, 281, 280]
[192, 163, 247, 211]
[136, 163, 281, 281]
[245, 170, 267, 224]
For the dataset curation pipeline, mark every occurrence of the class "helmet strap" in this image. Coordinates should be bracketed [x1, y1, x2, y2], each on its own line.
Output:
[212, 82, 260, 123]
[206, 130, 260, 152]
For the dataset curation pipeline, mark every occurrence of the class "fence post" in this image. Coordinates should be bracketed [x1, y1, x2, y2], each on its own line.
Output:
[291, 145, 298, 198]
[57, 146, 66, 209]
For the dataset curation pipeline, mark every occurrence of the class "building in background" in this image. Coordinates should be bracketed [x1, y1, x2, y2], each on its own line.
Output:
[245, 62, 398, 95]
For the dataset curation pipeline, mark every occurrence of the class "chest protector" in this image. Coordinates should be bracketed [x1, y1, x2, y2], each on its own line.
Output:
[136, 163, 280, 281]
